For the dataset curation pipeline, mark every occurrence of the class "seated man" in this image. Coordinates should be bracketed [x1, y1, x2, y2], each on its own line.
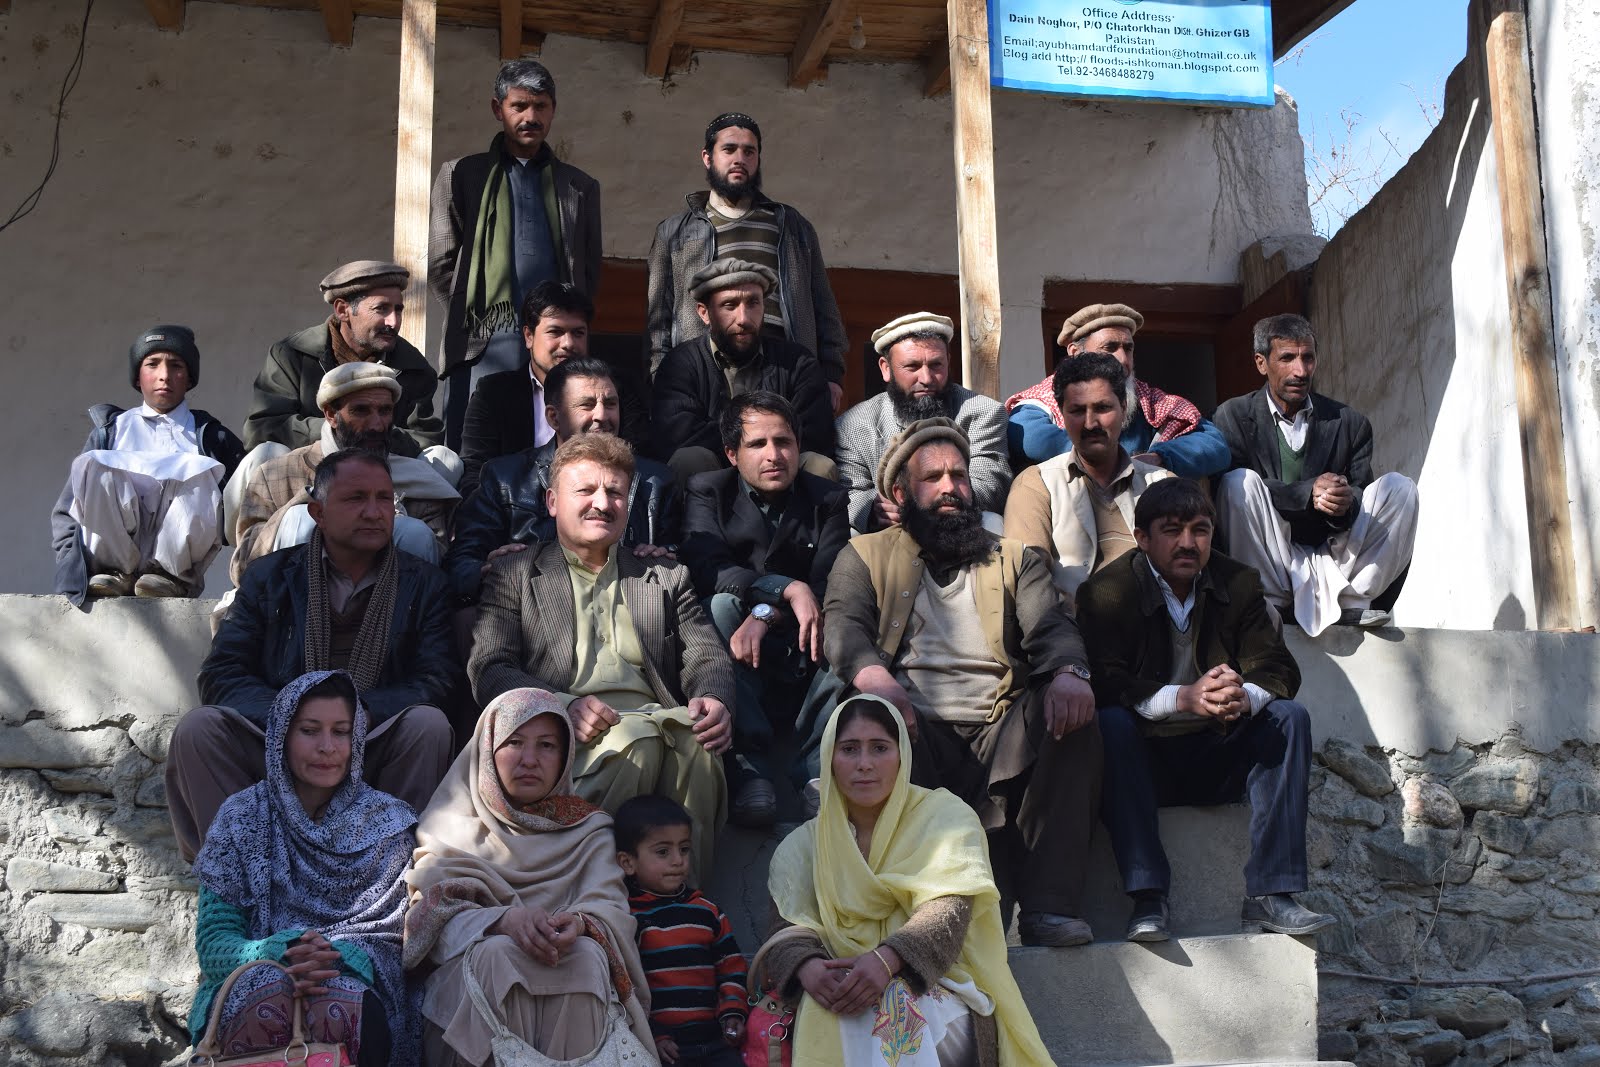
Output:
[1005, 302, 1230, 478]
[1075, 477, 1333, 942]
[232, 363, 458, 583]
[836, 312, 1011, 532]
[468, 433, 734, 881]
[52, 325, 244, 604]
[165, 449, 456, 861]
[446, 357, 681, 607]
[1005, 353, 1172, 607]
[651, 258, 835, 482]
[679, 391, 849, 827]
[1213, 314, 1418, 635]
[823, 418, 1101, 947]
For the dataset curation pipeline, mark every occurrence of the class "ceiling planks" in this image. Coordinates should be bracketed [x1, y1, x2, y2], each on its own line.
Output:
[787, 0, 851, 86]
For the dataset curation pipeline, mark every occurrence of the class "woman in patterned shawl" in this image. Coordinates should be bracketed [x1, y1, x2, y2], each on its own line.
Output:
[404, 687, 653, 1065]
[765, 695, 1055, 1067]
[189, 669, 420, 1065]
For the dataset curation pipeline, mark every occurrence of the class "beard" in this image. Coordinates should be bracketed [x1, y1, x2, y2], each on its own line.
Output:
[330, 416, 389, 455]
[901, 491, 993, 571]
[888, 380, 950, 425]
[710, 323, 760, 362]
[706, 162, 762, 203]
[1123, 375, 1140, 431]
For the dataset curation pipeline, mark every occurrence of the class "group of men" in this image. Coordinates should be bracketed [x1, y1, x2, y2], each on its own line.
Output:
[49, 57, 1422, 946]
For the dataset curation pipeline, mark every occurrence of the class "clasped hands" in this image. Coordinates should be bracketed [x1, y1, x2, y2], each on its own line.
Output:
[283, 930, 342, 998]
[567, 694, 731, 753]
[1178, 665, 1251, 722]
[495, 905, 583, 967]
[1311, 473, 1354, 517]
[797, 945, 902, 1017]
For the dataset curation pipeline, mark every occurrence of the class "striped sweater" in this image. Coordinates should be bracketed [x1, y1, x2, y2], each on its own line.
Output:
[628, 884, 747, 1042]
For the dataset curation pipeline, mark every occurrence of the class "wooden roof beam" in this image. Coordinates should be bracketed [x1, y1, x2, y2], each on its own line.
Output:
[923, 35, 950, 97]
[144, 0, 183, 31]
[500, 0, 522, 60]
[788, 0, 850, 88]
[645, 0, 687, 77]
[319, 0, 353, 46]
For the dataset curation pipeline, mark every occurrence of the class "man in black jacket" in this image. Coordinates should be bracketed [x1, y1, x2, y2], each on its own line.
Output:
[679, 392, 849, 825]
[651, 258, 836, 483]
[164, 450, 456, 861]
[1076, 478, 1332, 943]
[1213, 314, 1417, 636]
[429, 60, 602, 451]
[446, 357, 681, 610]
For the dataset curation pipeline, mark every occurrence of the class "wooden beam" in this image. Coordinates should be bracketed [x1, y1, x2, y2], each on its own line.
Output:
[319, 0, 353, 46]
[1483, 0, 1579, 630]
[946, 0, 1000, 398]
[499, 0, 521, 60]
[143, 0, 183, 31]
[394, 0, 436, 353]
[523, 30, 546, 56]
[788, 0, 850, 88]
[668, 43, 694, 74]
[645, 0, 687, 77]
[923, 36, 950, 97]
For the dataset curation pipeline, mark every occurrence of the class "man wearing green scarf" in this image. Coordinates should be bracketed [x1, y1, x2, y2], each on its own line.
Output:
[429, 59, 602, 452]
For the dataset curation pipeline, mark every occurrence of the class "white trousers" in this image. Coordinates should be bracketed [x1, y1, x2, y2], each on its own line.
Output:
[69, 450, 225, 584]
[1217, 468, 1418, 636]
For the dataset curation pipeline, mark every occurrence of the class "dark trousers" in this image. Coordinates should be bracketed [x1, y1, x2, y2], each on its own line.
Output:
[1098, 699, 1311, 899]
[666, 1038, 745, 1067]
[909, 685, 1102, 918]
[706, 592, 818, 791]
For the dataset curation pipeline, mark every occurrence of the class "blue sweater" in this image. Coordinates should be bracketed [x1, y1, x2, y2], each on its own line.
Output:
[1008, 403, 1231, 480]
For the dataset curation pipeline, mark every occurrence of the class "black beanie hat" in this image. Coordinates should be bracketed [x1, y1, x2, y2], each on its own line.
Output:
[129, 325, 200, 391]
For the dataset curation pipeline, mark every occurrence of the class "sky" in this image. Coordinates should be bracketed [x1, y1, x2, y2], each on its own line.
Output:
[1271, 0, 1468, 236]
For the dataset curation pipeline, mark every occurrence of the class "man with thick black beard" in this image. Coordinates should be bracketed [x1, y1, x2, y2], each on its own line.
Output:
[645, 112, 846, 411]
[835, 312, 1011, 532]
[822, 418, 1103, 948]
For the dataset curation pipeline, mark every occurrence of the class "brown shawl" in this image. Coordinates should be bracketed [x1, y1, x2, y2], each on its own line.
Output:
[303, 526, 399, 693]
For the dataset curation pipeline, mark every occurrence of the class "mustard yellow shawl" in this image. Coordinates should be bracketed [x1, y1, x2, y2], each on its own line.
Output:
[768, 696, 1054, 1066]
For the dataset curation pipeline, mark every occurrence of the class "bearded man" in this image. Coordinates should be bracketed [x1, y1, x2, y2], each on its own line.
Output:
[822, 418, 1102, 948]
[835, 312, 1012, 532]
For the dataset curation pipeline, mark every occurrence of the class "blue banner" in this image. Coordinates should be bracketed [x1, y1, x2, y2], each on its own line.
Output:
[989, 0, 1275, 107]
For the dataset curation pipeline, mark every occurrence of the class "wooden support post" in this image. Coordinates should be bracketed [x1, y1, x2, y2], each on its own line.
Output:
[523, 30, 546, 56]
[645, 0, 687, 77]
[499, 0, 522, 60]
[143, 0, 183, 31]
[1483, 0, 1578, 630]
[394, 0, 436, 352]
[946, 0, 1001, 398]
[788, 0, 850, 87]
[319, 0, 354, 46]
[923, 37, 951, 98]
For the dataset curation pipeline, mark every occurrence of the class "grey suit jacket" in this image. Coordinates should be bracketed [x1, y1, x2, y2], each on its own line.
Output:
[467, 539, 735, 710]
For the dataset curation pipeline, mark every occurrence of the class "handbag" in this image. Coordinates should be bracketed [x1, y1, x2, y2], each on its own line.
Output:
[460, 939, 654, 1067]
[188, 959, 350, 1067]
[742, 926, 818, 1067]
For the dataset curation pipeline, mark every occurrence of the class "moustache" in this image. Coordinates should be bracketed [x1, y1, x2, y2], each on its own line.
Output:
[1081, 427, 1109, 440]
[516, 123, 544, 133]
[1284, 379, 1309, 389]
[1173, 551, 1200, 561]
[581, 508, 615, 521]
[933, 493, 964, 508]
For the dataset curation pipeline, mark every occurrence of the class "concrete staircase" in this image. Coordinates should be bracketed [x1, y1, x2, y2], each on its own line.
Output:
[711, 803, 1333, 1067]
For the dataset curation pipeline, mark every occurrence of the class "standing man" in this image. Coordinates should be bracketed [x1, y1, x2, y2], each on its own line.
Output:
[1005, 302, 1230, 477]
[823, 419, 1101, 947]
[430, 60, 602, 451]
[1076, 478, 1333, 942]
[1005, 353, 1172, 606]
[1213, 314, 1418, 635]
[646, 112, 846, 411]
[835, 312, 1011, 532]
[679, 391, 850, 827]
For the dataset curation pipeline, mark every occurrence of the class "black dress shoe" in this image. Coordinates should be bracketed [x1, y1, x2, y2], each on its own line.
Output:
[1125, 895, 1170, 942]
[1240, 893, 1337, 935]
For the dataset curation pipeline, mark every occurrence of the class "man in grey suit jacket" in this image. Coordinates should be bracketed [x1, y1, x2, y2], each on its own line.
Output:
[429, 60, 602, 451]
[468, 433, 733, 880]
[836, 311, 1013, 532]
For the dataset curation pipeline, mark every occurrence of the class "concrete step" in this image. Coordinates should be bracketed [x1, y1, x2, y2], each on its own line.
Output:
[1010, 933, 1320, 1067]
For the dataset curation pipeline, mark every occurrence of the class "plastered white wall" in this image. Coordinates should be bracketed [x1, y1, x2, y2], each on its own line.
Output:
[1530, 0, 1600, 632]
[0, 0, 1309, 595]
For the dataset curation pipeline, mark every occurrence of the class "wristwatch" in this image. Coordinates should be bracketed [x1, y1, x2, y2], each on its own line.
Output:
[750, 603, 779, 624]
[1060, 663, 1091, 682]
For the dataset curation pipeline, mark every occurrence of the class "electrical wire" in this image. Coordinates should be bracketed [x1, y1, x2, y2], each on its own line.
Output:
[1, 0, 94, 234]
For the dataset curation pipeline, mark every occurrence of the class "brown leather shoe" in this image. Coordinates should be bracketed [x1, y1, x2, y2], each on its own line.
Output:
[134, 572, 189, 598]
[87, 572, 135, 597]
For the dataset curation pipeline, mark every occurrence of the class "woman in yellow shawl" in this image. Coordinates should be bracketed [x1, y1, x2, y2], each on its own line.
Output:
[766, 695, 1055, 1067]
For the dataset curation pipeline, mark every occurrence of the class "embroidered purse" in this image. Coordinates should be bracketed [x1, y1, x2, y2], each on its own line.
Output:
[187, 960, 350, 1067]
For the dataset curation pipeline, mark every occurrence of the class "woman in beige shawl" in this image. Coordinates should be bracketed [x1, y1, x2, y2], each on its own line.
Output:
[403, 688, 654, 1064]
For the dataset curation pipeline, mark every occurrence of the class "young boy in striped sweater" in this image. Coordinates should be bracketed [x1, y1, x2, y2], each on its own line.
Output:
[616, 796, 748, 1066]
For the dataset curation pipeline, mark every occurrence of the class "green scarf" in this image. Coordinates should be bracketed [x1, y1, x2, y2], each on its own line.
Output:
[464, 143, 566, 343]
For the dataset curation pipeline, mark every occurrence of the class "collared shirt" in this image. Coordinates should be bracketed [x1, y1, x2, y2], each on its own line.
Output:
[323, 547, 381, 615]
[1135, 558, 1273, 720]
[529, 366, 554, 448]
[563, 544, 659, 711]
[113, 401, 200, 456]
[1267, 390, 1312, 451]
[709, 336, 764, 396]
[740, 479, 796, 602]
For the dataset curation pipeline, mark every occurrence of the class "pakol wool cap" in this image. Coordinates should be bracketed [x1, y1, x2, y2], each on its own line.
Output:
[875, 417, 970, 498]
[689, 258, 778, 302]
[320, 260, 410, 305]
[1057, 303, 1144, 347]
[871, 311, 955, 355]
[129, 325, 200, 390]
[316, 362, 403, 410]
